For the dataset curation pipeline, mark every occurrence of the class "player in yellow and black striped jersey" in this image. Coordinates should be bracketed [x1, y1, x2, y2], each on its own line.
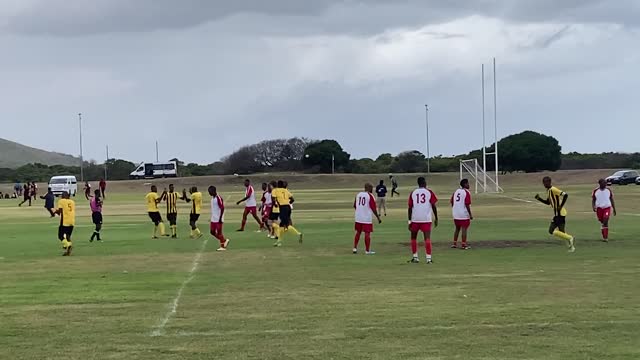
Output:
[535, 176, 575, 252]
[161, 184, 183, 238]
[183, 186, 203, 239]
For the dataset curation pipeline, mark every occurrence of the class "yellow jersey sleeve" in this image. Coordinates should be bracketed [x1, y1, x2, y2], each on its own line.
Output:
[550, 187, 565, 197]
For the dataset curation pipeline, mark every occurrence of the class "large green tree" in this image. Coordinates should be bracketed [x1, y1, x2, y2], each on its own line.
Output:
[498, 131, 562, 173]
[390, 150, 428, 173]
[302, 140, 351, 173]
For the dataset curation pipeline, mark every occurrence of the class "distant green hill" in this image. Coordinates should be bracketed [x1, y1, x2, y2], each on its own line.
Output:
[0, 138, 80, 168]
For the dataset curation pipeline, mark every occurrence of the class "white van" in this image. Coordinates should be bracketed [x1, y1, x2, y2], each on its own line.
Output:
[48, 176, 78, 197]
[129, 161, 178, 179]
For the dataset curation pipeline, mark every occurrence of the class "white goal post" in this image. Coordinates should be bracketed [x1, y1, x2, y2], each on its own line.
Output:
[460, 159, 503, 194]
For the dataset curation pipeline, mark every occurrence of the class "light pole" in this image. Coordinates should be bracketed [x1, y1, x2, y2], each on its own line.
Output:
[425, 104, 430, 174]
[78, 113, 84, 182]
[331, 154, 335, 174]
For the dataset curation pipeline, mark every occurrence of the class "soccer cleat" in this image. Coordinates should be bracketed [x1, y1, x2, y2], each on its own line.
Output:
[298, 233, 304, 244]
[216, 247, 227, 252]
[195, 233, 203, 240]
[273, 240, 282, 247]
[408, 257, 420, 264]
[236, 229, 244, 232]
[352, 248, 358, 254]
[171, 235, 177, 239]
[223, 239, 230, 249]
[568, 236, 576, 252]
[365, 250, 376, 255]
[451, 244, 458, 249]
[426, 259, 433, 264]
[152, 236, 158, 239]
[461, 244, 471, 250]
[90, 233, 95, 242]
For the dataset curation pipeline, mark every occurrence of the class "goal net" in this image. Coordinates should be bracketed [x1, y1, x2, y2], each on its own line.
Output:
[460, 159, 503, 193]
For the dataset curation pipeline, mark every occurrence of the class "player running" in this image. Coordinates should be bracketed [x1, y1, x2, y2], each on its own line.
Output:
[271, 180, 303, 247]
[408, 177, 438, 264]
[451, 179, 473, 249]
[535, 176, 575, 252]
[183, 186, 204, 239]
[353, 183, 382, 255]
[90, 189, 103, 242]
[84, 182, 92, 200]
[146, 185, 167, 238]
[209, 186, 230, 251]
[236, 179, 263, 232]
[267, 181, 280, 239]
[375, 180, 388, 216]
[390, 175, 400, 197]
[160, 184, 181, 238]
[592, 179, 617, 242]
[55, 191, 76, 256]
[259, 182, 274, 237]
[40, 187, 56, 217]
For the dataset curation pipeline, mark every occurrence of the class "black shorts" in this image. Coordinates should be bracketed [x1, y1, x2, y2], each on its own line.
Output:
[58, 226, 74, 241]
[269, 211, 280, 221]
[279, 205, 292, 227]
[552, 216, 566, 227]
[148, 212, 162, 225]
[92, 212, 103, 225]
[167, 213, 178, 225]
[189, 214, 200, 223]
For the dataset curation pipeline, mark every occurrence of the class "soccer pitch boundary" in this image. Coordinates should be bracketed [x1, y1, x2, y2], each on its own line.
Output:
[166, 319, 640, 338]
[150, 237, 209, 337]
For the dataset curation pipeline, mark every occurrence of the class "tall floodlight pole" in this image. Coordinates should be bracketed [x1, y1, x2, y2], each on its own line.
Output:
[155, 141, 159, 162]
[425, 104, 431, 174]
[78, 113, 84, 182]
[105, 145, 109, 180]
[493, 58, 499, 192]
[331, 154, 335, 174]
[481, 65, 487, 191]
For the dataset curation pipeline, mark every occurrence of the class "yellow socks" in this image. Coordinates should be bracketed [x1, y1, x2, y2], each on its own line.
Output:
[159, 223, 166, 236]
[272, 223, 281, 239]
[171, 225, 177, 237]
[553, 230, 573, 241]
[287, 226, 301, 236]
[194, 228, 201, 237]
[62, 239, 69, 249]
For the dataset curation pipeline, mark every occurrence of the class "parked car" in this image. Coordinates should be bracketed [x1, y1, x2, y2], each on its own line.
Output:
[636, 176, 640, 185]
[606, 170, 639, 185]
[48, 176, 78, 196]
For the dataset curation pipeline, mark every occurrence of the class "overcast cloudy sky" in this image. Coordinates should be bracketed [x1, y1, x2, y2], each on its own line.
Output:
[1, 0, 638, 164]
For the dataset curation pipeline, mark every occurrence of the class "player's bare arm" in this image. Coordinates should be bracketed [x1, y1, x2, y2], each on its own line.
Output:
[466, 203, 473, 220]
[611, 195, 617, 216]
[407, 207, 413, 230]
[559, 192, 568, 209]
[236, 195, 249, 205]
[535, 194, 551, 205]
[592, 194, 597, 212]
[432, 204, 438, 227]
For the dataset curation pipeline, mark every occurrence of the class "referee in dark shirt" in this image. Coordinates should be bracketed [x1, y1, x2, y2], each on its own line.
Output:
[375, 180, 388, 216]
[41, 187, 55, 217]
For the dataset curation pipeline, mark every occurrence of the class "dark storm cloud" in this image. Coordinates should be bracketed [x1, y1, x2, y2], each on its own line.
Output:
[3, 0, 639, 36]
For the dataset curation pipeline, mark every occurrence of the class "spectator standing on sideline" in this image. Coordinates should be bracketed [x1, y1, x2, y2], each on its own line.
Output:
[375, 180, 388, 216]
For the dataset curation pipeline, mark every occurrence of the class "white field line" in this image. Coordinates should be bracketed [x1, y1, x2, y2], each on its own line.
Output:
[169, 319, 639, 337]
[150, 238, 209, 337]
[496, 194, 536, 204]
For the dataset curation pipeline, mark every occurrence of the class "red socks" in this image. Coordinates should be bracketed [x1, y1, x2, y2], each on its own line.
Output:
[462, 234, 467, 246]
[602, 227, 609, 240]
[425, 238, 432, 256]
[411, 238, 418, 254]
[364, 233, 371, 252]
[354, 231, 362, 249]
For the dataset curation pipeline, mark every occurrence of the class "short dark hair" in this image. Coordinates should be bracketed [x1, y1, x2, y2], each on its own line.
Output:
[460, 178, 469, 187]
[543, 176, 552, 182]
[417, 177, 427, 187]
[277, 180, 285, 188]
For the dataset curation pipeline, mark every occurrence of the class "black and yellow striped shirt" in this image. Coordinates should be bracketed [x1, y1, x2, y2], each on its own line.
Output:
[547, 186, 568, 217]
[190, 192, 202, 215]
[165, 191, 181, 214]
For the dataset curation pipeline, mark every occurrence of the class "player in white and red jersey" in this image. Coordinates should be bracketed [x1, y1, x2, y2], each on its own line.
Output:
[592, 179, 617, 242]
[353, 183, 382, 255]
[260, 182, 274, 236]
[236, 179, 264, 232]
[450, 179, 473, 250]
[209, 186, 230, 251]
[407, 177, 438, 264]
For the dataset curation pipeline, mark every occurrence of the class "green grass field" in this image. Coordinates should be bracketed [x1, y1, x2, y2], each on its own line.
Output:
[1, 171, 640, 359]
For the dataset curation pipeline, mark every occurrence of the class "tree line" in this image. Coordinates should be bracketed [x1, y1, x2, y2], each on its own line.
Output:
[1, 131, 637, 183]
